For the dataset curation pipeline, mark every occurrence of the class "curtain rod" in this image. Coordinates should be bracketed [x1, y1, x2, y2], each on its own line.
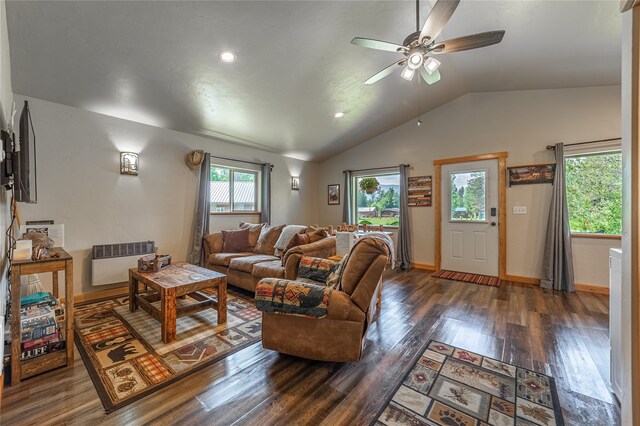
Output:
[343, 164, 410, 174]
[210, 154, 271, 168]
[545, 137, 621, 150]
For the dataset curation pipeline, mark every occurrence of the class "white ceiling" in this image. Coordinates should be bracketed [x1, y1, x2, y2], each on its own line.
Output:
[6, 1, 622, 162]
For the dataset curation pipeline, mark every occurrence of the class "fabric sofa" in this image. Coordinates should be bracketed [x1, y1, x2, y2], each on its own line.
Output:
[254, 237, 390, 362]
[202, 227, 336, 292]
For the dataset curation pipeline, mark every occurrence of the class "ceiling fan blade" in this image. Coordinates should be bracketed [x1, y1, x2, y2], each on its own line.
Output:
[419, 0, 460, 44]
[364, 60, 405, 85]
[420, 68, 441, 85]
[430, 31, 505, 54]
[351, 37, 408, 53]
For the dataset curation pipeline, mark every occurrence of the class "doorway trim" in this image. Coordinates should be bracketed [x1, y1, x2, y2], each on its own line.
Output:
[434, 151, 509, 278]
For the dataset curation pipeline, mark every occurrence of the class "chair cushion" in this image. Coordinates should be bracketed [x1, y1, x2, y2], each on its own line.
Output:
[254, 224, 286, 255]
[229, 254, 279, 273]
[255, 278, 332, 318]
[252, 260, 285, 280]
[221, 228, 251, 253]
[239, 221, 266, 249]
[208, 252, 253, 267]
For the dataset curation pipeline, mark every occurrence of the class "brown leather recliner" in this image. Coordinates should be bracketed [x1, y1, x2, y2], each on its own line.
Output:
[258, 237, 390, 362]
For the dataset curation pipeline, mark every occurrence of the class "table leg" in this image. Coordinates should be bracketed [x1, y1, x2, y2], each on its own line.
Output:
[10, 265, 21, 385]
[129, 271, 139, 313]
[52, 271, 59, 299]
[217, 279, 227, 324]
[161, 288, 177, 343]
[376, 275, 383, 309]
[65, 260, 74, 367]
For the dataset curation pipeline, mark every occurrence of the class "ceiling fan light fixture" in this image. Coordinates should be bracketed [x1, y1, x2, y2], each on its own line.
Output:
[400, 66, 415, 81]
[424, 57, 441, 75]
[407, 52, 424, 70]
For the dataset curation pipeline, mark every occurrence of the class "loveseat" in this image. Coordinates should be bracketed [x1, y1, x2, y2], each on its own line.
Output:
[202, 224, 336, 292]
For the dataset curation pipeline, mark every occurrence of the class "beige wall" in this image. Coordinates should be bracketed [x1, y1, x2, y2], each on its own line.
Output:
[317, 86, 621, 287]
[15, 95, 320, 296]
[1, 0, 13, 293]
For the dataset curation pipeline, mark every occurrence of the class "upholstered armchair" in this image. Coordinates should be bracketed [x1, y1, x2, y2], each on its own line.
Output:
[254, 237, 390, 362]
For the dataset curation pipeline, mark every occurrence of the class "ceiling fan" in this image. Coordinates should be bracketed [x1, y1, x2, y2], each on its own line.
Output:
[351, 0, 505, 85]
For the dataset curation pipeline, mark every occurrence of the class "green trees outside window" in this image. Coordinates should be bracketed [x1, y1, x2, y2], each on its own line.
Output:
[565, 152, 622, 235]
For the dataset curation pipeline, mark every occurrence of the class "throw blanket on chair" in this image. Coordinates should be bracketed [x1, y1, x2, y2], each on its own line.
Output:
[255, 278, 332, 318]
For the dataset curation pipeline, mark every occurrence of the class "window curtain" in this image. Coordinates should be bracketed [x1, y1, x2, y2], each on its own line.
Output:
[189, 152, 211, 266]
[396, 164, 412, 270]
[342, 170, 352, 223]
[541, 143, 575, 291]
[261, 163, 272, 224]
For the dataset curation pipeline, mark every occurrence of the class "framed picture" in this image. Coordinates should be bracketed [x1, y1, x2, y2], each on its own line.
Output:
[507, 164, 556, 186]
[408, 176, 432, 207]
[328, 184, 340, 205]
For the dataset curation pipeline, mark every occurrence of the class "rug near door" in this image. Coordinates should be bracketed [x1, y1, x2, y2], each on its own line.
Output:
[74, 288, 262, 413]
[374, 340, 564, 426]
[432, 269, 501, 287]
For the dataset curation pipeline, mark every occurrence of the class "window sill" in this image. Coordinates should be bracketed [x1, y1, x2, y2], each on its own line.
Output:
[571, 233, 621, 240]
[210, 212, 261, 216]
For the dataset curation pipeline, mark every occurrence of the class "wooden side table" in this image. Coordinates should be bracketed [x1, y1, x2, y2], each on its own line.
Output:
[10, 247, 74, 385]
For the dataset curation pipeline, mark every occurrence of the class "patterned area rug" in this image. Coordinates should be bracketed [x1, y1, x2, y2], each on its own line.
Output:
[74, 288, 262, 413]
[432, 270, 501, 287]
[374, 340, 564, 426]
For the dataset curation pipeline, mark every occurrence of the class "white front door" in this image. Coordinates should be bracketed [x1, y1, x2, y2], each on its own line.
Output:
[441, 159, 499, 276]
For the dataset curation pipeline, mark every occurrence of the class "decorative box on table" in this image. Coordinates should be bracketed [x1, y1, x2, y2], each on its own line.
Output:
[138, 254, 172, 272]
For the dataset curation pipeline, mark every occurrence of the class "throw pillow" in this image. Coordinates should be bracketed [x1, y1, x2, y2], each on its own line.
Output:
[306, 227, 329, 243]
[281, 233, 310, 266]
[273, 225, 307, 257]
[254, 224, 286, 255]
[239, 221, 266, 249]
[221, 228, 251, 253]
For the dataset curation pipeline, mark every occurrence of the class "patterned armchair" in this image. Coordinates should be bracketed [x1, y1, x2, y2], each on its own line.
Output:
[254, 237, 390, 362]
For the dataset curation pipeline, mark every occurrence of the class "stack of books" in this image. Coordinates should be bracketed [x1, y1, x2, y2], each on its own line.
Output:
[19, 292, 65, 361]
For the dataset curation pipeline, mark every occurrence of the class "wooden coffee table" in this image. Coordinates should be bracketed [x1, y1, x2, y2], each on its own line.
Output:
[129, 262, 227, 343]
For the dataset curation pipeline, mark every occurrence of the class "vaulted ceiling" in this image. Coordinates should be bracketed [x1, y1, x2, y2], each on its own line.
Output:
[6, 1, 622, 162]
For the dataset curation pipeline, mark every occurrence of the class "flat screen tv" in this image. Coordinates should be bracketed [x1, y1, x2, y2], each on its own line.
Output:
[16, 100, 37, 203]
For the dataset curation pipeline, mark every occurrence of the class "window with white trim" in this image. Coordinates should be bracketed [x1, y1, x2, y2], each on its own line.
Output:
[565, 151, 622, 235]
[210, 165, 260, 213]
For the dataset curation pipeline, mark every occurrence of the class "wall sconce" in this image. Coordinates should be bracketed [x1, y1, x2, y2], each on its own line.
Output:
[120, 152, 139, 175]
[291, 176, 300, 190]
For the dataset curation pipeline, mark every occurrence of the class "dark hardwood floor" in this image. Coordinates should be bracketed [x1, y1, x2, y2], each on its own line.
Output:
[1, 269, 619, 425]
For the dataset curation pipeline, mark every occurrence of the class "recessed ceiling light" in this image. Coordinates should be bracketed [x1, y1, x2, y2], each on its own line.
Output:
[219, 50, 237, 63]
[334, 112, 345, 118]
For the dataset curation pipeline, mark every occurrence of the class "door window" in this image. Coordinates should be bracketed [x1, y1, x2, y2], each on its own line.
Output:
[449, 170, 487, 222]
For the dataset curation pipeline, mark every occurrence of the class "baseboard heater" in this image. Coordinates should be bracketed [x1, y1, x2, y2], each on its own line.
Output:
[91, 241, 155, 286]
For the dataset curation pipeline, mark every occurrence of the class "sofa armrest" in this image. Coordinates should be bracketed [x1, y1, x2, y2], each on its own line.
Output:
[203, 233, 223, 261]
[282, 237, 336, 272]
[255, 278, 357, 320]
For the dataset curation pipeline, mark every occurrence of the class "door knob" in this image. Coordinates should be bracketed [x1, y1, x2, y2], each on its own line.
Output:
[491, 222, 497, 226]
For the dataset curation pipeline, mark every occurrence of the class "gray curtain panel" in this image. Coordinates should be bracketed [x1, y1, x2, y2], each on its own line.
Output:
[189, 152, 211, 266]
[541, 143, 575, 291]
[261, 163, 272, 224]
[342, 170, 352, 223]
[396, 164, 412, 271]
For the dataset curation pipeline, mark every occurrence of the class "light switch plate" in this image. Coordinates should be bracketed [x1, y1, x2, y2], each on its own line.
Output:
[513, 206, 527, 215]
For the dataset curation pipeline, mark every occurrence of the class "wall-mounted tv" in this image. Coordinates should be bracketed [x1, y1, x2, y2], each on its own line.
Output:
[15, 100, 37, 203]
